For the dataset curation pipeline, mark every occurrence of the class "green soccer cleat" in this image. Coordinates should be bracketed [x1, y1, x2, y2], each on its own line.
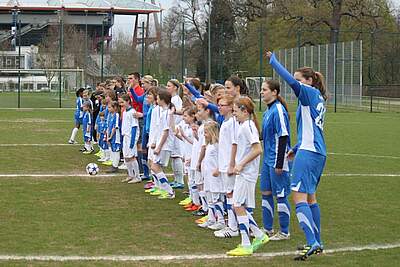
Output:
[158, 192, 175, 199]
[149, 189, 164, 196]
[102, 160, 112, 166]
[179, 197, 192, 206]
[251, 234, 269, 252]
[226, 244, 253, 256]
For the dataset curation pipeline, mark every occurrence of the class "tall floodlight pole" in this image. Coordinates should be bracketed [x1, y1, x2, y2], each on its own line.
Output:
[101, 17, 105, 82]
[18, 19, 21, 108]
[181, 20, 185, 81]
[141, 21, 145, 76]
[58, 9, 64, 108]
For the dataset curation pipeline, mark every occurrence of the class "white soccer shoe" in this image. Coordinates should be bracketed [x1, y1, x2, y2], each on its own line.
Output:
[127, 177, 141, 184]
[208, 222, 225, 231]
[214, 227, 239, 238]
[118, 163, 127, 170]
[198, 221, 215, 228]
[269, 231, 290, 241]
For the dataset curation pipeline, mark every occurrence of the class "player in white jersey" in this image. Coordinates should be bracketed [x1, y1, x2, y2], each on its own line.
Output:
[197, 121, 225, 231]
[175, 107, 196, 207]
[120, 94, 141, 184]
[150, 89, 175, 199]
[167, 79, 185, 189]
[227, 97, 269, 257]
[213, 95, 241, 238]
[193, 104, 215, 220]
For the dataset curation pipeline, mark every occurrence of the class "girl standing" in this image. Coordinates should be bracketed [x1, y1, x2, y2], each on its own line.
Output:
[82, 101, 94, 154]
[227, 97, 269, 256]
[68, 88, 84, 144]
[106, 101, 122, 173]
[267, 51, 327, 260]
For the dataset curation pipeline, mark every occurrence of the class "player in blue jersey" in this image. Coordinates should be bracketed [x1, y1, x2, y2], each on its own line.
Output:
[260, 79, 292, 241]
[267, 51, 327, 261]
[82, 101, 94, 154]
[68, 88, 85, 144]
[106, 100, 122, 173]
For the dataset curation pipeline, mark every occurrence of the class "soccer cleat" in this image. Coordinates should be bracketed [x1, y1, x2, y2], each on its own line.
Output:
[102, 160, 113, 166]
[297, 244, 324, 254]
[195, 215, 208, 224]
[179, 197, 192, 206]
[144, 182, 154, 190]
[118, 163, 127, 170]
[269, 231, 290, 241]
[95, 151, 102, 157]
[127, 177, 141, 184]
[121, 177, 132, 183]
[294, 243, 322, 261]
[208, 222, 225, 231]
[226, 245, 253, 256]
[79, 147, 86, 152]
[158, 192, 175, 199]
[172, 183, 184, 189]
[140, 175, 151, 181]
[97, 158, 107, 162]
[214, 227, 239, 238]
[82, 149, 94, 154]
[192, 209, 207, 216]
[185, 204, 201, 212]
[68, 139, 77, 144]
[198, 221, 215, 228]
[263, 229, 275, 237]
[150, 189, 164, 196]
[251, 234, 270, 252]
[145, 187, 156, 193]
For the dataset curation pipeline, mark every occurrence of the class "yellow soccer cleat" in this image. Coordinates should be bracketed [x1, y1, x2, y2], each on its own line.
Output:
[227, 244, 253, 256]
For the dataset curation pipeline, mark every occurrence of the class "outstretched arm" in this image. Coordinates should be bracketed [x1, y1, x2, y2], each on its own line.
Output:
[185, 83, 203, 99]
[267, 51, 301, 97]
[129, 87, 145, 103]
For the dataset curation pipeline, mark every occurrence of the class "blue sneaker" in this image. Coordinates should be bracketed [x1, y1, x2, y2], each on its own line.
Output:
[172, 183, 184, 189]
[294, 243, 322, 261]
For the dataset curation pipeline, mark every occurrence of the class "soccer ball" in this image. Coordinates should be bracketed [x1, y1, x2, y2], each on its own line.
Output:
[86, 163, 99, 175]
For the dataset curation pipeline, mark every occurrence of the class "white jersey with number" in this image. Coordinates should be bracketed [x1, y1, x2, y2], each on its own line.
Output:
[218, 116, 238, 172]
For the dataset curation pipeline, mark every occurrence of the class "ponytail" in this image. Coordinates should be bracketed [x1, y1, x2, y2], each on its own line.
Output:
[296, 67, 328, 101]
[314, 72, 328, 101]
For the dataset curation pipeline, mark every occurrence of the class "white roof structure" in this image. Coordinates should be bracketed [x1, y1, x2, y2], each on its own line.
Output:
[0, 0, 161, 14]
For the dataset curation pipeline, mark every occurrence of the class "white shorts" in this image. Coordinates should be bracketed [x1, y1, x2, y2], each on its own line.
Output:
[206, 192, 224, 205]
[233, 176, 256, 209]
[122, 135, 137, 158]
[194, 170, 203, 185]
[221, 172, 236, 194]
[154, 150, 171, 167]
[171, 137, 183, 158]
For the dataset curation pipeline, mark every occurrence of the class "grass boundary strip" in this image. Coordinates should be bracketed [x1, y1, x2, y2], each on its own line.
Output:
[0, 243, 398, 262]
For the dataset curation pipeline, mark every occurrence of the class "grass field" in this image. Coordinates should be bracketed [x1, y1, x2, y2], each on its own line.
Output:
[0, 107, 399, 266]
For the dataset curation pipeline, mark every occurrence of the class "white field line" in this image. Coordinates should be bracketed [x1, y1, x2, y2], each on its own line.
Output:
[0, 243, 398, 262]
[328, 152, 400, 160]
[0, 173, 399, 178]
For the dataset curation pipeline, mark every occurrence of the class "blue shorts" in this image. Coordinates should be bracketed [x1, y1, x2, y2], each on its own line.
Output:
[99, 135, 108, 150]
[290, 150, 326, 194]
[141, 131, 149, 150]
[110, 142, 121, 152]
[74, 116, 83, 125]
[260, 163, 291, 197]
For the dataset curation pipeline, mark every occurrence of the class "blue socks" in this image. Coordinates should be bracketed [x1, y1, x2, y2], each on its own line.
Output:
[262, 194, 274, 231]
[310, 203, 321, 244]
[141, 155, 150, 178]
[296, 202, 317, 246]
[277, 197, 291, 234]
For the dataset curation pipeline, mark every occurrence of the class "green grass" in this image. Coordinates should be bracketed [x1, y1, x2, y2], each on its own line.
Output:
[0, 92, 76, 108]
[0, 108, 399, 265]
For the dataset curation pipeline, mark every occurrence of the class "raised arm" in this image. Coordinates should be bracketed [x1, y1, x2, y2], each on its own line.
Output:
[129, 87, 145, 103]
[185, 83, 203, 99]
[268, 52, 301, 97]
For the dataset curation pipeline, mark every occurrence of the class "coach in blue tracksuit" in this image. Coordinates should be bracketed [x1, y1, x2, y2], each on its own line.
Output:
[260, 79, 292, 242]
[268, 51, 327, 261]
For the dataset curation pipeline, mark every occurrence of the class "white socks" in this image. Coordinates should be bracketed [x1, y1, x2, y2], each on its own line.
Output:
[70, 127, 78, 141]
[171, 157, 184, 184]
[111, 151, 120, 168]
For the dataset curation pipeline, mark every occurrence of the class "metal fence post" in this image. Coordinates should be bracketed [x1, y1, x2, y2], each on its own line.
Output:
[17, 19, 21, 108]
[258, 21, 263, 111]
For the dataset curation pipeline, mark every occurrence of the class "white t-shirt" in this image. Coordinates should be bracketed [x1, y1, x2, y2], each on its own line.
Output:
[171, 95, 183, 125]
[203, 143, 224, 193]
[177, 120, 193, 160]
[157, 107, 173, 151]
[190, 123, 205, 170]
[235, 120, 261, 183]
[148, 105, 160, 147]
[121, 108, 139, 137]
[218, 116, 238, 172]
